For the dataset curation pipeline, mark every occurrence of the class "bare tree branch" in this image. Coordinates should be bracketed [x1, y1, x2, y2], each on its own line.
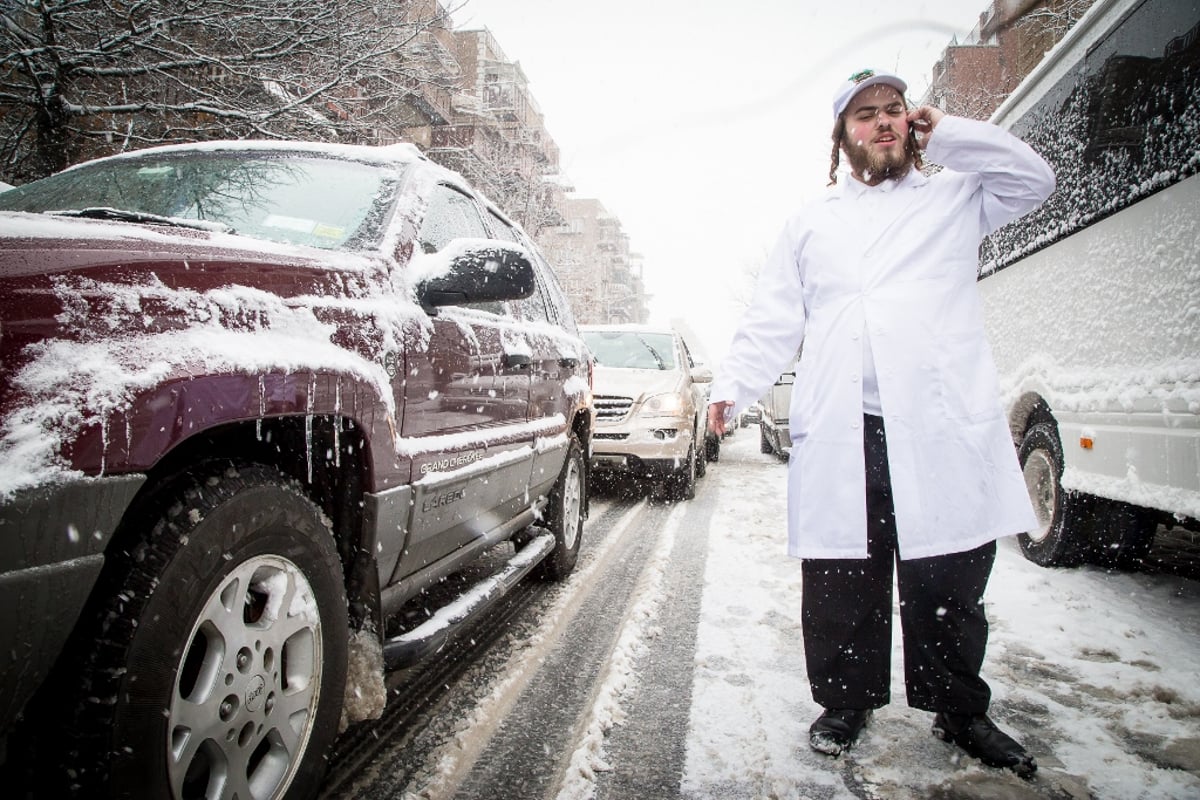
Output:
[0, 0, 459, 180]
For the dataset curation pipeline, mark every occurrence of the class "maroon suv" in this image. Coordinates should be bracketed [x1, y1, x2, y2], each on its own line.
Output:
[0, 141, 593, 799]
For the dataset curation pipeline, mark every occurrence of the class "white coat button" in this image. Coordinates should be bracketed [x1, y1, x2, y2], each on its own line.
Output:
[850, 374, 859, 382]
[851, 420, 861, 429]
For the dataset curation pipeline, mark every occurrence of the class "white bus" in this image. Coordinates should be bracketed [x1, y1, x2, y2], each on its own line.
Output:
[980, 0, 1199, 568]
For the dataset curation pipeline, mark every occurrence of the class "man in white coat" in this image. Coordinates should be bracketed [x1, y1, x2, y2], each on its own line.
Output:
[706, 69, 1055, 778]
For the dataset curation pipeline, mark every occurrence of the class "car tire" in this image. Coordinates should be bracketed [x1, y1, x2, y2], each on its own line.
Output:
[696, 423, 708, 479]
[1016, 422, 1094, 567]
[706, 433, 720, 463]
[760, 425, 774, 455]
[669, 444, 697, 501]
[54, 463, 349, 800]
[534, 434, 586, 581]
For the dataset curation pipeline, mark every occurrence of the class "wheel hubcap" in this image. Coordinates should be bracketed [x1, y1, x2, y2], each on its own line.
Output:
[561, 457, 582, 549]
[1022, 450, 1057, 544]
[168, 554, 323, 800]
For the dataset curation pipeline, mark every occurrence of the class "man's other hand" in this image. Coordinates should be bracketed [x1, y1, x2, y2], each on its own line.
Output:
[708, 400, 734, 437]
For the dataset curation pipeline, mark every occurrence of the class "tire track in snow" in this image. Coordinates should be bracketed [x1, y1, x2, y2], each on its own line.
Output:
[555, 499, 688, 799]
[399, 497, 666, 799]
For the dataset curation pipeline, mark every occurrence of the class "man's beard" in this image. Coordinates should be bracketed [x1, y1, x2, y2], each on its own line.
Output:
[843, 134, 913, 182]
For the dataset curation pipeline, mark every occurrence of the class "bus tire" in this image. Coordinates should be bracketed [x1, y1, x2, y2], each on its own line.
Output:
[1016, 422, 1094, 567]
[1092, 500, 1157, 569]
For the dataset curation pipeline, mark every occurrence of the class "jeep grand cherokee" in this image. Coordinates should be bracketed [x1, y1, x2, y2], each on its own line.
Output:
[0, 141, 593, 799]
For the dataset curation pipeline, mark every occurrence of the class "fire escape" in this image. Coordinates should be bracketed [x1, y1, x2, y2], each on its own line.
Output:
[392, 28, 460, 148]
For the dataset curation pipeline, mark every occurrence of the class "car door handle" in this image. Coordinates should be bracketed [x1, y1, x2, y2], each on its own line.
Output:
[502, 352, 532, 368]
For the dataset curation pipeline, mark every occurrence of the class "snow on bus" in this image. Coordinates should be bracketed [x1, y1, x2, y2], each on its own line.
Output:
[979, 0, 1200, 569]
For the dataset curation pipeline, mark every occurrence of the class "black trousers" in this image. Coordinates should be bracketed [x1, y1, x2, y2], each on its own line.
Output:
[800, 414, 996, 713]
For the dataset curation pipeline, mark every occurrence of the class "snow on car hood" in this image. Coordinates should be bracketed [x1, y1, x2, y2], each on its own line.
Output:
[0, 216, 426, 500]
[591, 365, 684, 400]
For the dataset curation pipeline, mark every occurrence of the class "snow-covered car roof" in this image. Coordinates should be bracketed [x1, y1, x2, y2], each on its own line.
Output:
[56, 138, 432, 174]
[0, 138, 494, 258]
[579, 323, 679, 337]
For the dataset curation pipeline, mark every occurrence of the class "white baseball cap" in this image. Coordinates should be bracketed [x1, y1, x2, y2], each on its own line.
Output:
[832, 69, 908, 120]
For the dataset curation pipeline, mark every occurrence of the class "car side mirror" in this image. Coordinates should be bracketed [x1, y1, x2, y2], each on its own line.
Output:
[691, 365, 713, 383]
[418, 240, 536, 315]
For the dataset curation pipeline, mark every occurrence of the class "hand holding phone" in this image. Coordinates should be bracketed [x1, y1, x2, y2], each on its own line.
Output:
[906, 105, 945, 149]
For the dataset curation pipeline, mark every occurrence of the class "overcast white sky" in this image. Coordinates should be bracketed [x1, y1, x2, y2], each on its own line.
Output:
[453, 0, 986, 363]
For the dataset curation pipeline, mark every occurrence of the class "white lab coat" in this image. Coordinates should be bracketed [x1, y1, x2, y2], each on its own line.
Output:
[710, 115, 1055, 560]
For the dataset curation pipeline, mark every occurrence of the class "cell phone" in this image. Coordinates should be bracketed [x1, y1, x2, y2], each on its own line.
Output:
[910, 124, 925, 148]
[910, 117, 932, 141]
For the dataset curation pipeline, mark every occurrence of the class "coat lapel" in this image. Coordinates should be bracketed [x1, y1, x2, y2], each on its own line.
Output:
[858, 170, 931, 259]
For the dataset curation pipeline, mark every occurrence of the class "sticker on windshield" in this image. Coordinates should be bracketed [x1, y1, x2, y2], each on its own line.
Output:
[263, 214, 317, 233]
[312, 223, 345, 239]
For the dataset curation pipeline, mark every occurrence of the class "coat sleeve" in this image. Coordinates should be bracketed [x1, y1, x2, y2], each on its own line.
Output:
[923, 115, 1056, 235]
[708, 216, 808, 413]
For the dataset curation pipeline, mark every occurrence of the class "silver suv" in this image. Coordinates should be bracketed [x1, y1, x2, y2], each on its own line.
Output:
[580, 325, 712, 499]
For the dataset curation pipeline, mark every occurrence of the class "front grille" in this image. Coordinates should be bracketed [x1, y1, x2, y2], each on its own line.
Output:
[594, 394, 633, 420]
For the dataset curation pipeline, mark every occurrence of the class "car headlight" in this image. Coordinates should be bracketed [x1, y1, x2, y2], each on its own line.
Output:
[638, 392, 685, 418]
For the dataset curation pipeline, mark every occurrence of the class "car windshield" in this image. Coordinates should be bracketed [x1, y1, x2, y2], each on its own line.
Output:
[0, 151, 402, 251]
[583, 330, 676, 370]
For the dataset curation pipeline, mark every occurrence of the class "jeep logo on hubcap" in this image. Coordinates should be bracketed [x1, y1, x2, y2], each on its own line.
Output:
[245, 675, 266, 712]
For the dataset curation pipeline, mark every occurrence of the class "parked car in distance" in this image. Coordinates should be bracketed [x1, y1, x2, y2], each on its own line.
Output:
[759, 358, 798, 460]
[580, 324, 711, 500]
[0, 140, 593, 799]
[742, 403, 763, 426]
[719, 410, 742, 437]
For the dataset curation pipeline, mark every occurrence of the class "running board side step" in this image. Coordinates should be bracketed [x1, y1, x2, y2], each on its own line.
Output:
[381, 531, 555, 670]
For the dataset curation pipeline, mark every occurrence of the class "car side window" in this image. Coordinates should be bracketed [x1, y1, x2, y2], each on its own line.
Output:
[680, 337, 695, 369]
[518, 268, 553, 324]
[486, 209, 521, 244]
[537, 254, 578, 332]
[420, 186, 512, 315]
[485, 209, 552, 324]
[419, 184, 490, 253]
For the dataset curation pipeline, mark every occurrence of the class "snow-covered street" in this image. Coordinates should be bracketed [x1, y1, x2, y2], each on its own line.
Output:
[327, 426, 1200, 800]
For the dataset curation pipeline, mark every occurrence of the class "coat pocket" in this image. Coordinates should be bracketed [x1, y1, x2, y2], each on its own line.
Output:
[938, 335, 1003, 421]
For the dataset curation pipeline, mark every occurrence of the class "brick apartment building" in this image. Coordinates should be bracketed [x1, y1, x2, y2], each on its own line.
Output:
[537, 197, 649, 325]
[923, 0, 1097, 119]
[388, 0, 649, 325]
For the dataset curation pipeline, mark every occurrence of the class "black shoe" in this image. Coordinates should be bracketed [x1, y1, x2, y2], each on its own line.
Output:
[932, 712, 1037, 778]
[809, 708, 872, 756]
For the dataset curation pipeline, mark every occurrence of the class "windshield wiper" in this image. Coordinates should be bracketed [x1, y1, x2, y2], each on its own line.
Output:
[636, 334, 667, 370]
[50, 207, 235, 234]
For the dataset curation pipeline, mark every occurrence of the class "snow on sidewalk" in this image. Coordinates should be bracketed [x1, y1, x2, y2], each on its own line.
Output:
[681, 429, 1200, 799]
